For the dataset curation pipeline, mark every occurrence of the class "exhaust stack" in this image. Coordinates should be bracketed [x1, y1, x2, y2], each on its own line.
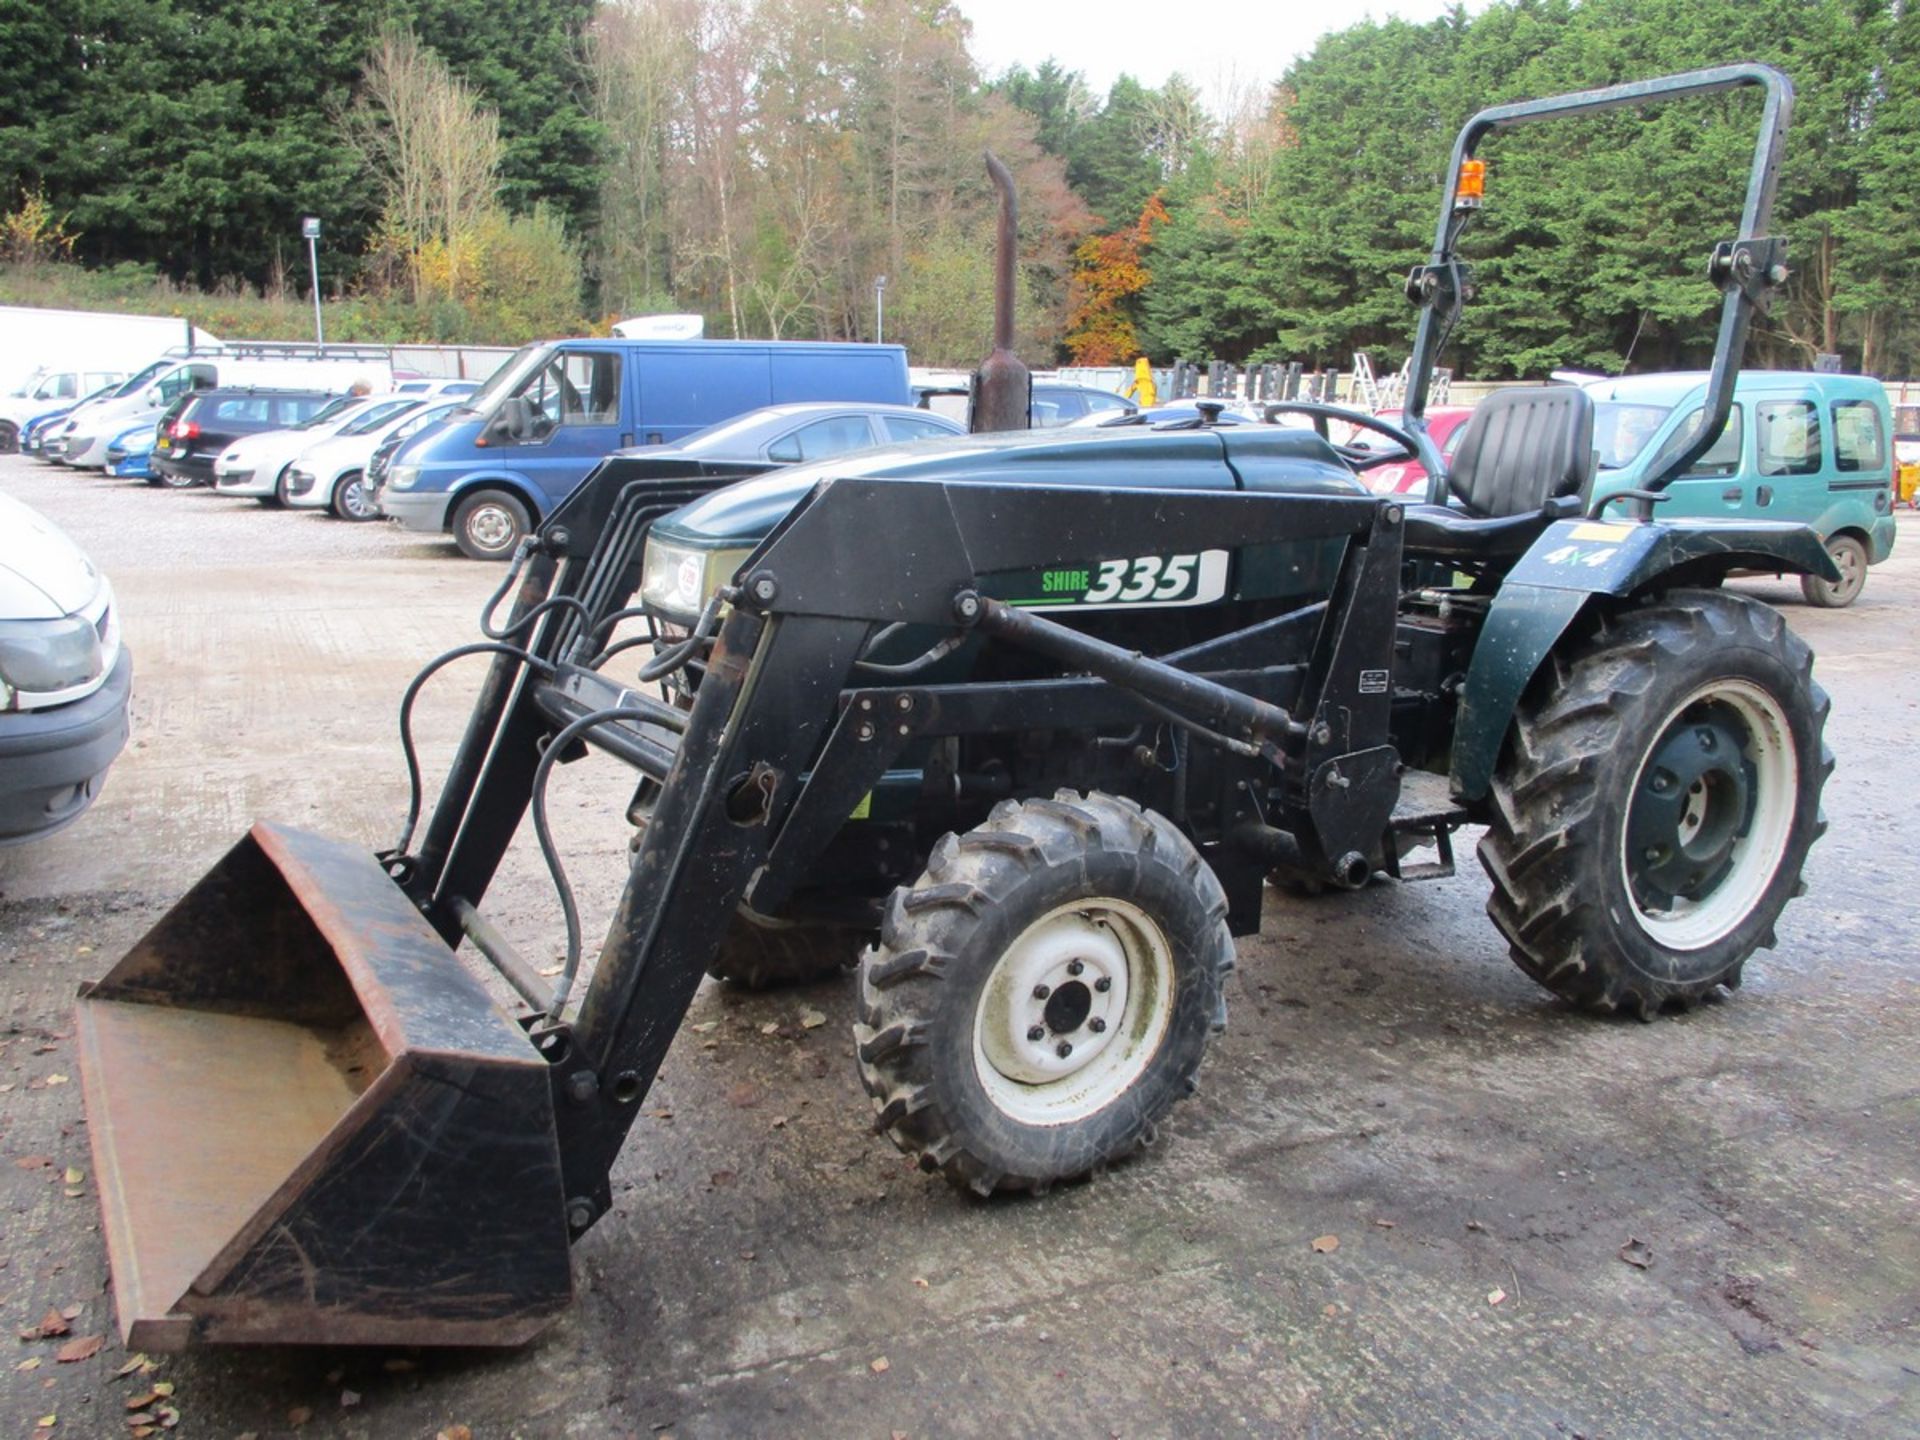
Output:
[970, 152, 1031, 433]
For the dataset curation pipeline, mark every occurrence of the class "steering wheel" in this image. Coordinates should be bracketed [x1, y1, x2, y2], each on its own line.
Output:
[1261, 402, 1424, 474]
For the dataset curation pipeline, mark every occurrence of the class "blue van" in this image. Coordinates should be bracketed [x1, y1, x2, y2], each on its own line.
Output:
[1584, 370, 1896, 606]
[380, 338, 911, 558]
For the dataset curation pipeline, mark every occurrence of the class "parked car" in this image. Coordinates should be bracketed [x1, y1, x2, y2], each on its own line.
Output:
[281, 398, 435, 520]
[1337, 405, 1476, 494]
[149, 387, 337, 488]
[0, 367, 127, 452]
[1583, 370, 1896, 607]
[210, 395, 382, 503]
[360, 401, 465, 511]
[36, 361, 182, 464]
[1031, 383, 1138, 427]
[911, 381, 1138, 428]
[15, 379, 128, 462]
[0, 494, 131, 845]
[379, 337, 912, 559]
[103, 423, 158, 481]
[59, 344, 391, 469]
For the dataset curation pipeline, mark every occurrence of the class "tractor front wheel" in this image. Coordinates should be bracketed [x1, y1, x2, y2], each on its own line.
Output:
[1481, 590, 1829, 1017]
[856, 791, 1232, 1195]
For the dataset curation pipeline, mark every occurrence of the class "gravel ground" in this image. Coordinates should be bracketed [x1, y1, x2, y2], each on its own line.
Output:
[1, 455, 1916, 1439]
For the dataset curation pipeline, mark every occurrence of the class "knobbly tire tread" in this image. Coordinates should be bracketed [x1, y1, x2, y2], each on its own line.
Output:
[855, 789, 1234, 1197]
[1479, 589, 1830, 1018]
[704, 909, 863, 989]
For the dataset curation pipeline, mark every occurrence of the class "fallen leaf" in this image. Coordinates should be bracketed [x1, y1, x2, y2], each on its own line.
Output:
[1487, 1288, 1507, 1306]
[799, 1008, 827, 1030]
[647, 1109, 673, 1120]
[129, 1428, 155, 1438]
[13, 1155, 52, 1170]
[1373, 1219, 1396, 1229]
[436, 1427, 474, 1440]
[725, 1082, 760, 1108]
[288, 1406, 313, 1426]
[341, 1388, 362, 1407]
[16, 1358, 41, 1372]
[869, 1356, 891, 1374]
[55, 1335, 104, 1363]
[1465, 1219, 1485, 1232]
[759, 1021, 780, 1036]
[59, 1305, 82, 1321]
[150, 1383, 173, 1397]
[1310, 1234, 1339, 1254]
[155, 1406, 180, 1431]
[690, 1021, 720, 1034]
[45, 1074, 69, 1086]
[114, 1355, 148, 1377]
[1618, 1237, 1653, 1270]
[126, 1417, 154, 1430]
[35, 1414, 54, 1430]
[126, 1391, 159, 1410]
[708, 1170, 736, 1188]
[381, 1358, 417, 1374]
[63, 1167, 84, 1186]
[770, 1116, 788, 1129]
[23, 1308, 71, 1339]
[911, 1276, 929, 1288]
[538, 962, 564, 976]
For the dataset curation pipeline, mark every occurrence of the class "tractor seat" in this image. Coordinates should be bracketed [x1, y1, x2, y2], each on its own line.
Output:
[1400, 387, 1596, 563]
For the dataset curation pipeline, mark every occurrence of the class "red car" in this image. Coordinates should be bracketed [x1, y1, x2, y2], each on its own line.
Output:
[1343, 406, 1475, 495]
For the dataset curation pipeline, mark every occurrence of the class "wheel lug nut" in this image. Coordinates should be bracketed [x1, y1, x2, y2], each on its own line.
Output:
[1027, 1025, 1046, 1042]
[1066, 959, 1084, 976]
[1089, 1017, 1107, 1034]
[1055, 1041, 1073, 1058]
[1094, 977, 1111, 993]
[1032, 983, 1050, 1000]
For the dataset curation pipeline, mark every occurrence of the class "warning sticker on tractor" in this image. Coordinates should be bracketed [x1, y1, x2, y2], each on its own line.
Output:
[1358, 669, 1390, 695]
[1003, 550, 1230, 611]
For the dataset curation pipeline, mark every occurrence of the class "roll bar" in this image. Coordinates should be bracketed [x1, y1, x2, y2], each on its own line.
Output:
[1401, 64, 1795, 504]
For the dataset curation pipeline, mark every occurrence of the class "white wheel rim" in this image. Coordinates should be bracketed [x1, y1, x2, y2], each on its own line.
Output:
[1827, 541, 1863, 600]
[1621, 677, 1797, 950]
[972, 898, 1175, 1126]
[468, 504, 516, 550]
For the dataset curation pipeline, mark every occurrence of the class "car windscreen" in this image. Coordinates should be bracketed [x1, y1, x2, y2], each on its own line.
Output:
[461, 343, 547, 416]
[339, 399, 422, 436]
[1592, 402, 1675, 470]
[294, 396, 363, 430]
[390, 403, 458, 441]
[110, 360, 173, 399]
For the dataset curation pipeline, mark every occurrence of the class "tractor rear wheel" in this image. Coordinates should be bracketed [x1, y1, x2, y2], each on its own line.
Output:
[1481, 590, 1829, 1017]
[856, 790, 1232, 1196]
[705, 907, 862, 989]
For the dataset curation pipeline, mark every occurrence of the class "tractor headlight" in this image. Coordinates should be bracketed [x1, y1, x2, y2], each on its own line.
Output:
[640, 540, 755, 619]
[0, 616, 104, 697]
[389, 464, 420, 491]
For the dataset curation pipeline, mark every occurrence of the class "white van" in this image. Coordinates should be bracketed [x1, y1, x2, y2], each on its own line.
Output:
[57, 343, 394, 468]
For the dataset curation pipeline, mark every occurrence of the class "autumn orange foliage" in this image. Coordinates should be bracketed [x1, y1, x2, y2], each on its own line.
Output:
[1064, 193, 1169, 365]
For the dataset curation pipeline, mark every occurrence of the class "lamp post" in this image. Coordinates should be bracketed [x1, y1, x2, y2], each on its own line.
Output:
[874, 274, 887, 345]
[302, 217, 324, 345]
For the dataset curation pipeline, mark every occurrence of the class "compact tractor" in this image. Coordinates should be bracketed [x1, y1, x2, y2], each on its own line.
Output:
[76, 64, 1831, 1348]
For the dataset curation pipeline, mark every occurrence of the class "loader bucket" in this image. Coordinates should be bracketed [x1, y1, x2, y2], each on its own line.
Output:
[74, 821, 573, 1350]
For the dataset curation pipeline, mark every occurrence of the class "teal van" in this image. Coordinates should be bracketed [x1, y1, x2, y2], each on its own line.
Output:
[380, 338, 910, 558]
[1584, 370, 1896, 606]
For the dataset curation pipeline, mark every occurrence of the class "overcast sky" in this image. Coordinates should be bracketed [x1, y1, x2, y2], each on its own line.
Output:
[955, 0, 1466, 111]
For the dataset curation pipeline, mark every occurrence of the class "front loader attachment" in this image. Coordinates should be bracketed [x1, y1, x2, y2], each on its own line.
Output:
[75, 821, 572, 1350]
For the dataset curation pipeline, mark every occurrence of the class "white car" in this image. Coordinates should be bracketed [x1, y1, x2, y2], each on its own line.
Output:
[283, 398, 434, 519]
[213, 395, 404, 504]
[0, 367, 127, 451]
[0, 494, 131, 844]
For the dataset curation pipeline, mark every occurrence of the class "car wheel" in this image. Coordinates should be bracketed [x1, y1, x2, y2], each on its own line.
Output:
[1799, 533, 1867, 608]
[272, 464, 296, 507]
[451, 489, 531, 561]
[0, 421, 17, 455]
[331, 471, 375, 521]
